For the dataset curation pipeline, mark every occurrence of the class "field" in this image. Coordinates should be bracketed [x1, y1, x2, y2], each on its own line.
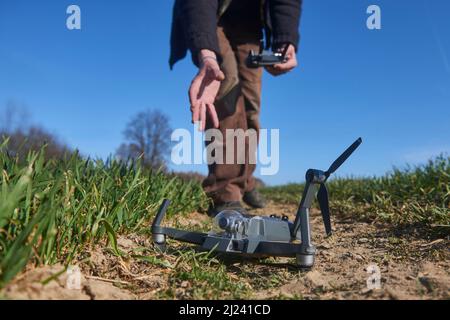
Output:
[0, 141, 449, 300]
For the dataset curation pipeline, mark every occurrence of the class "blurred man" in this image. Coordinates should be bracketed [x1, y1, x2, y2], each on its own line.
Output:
[170, 0, 302, 216]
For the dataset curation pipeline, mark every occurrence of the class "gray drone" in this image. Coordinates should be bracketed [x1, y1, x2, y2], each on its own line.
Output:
[151, 138, 362, 268]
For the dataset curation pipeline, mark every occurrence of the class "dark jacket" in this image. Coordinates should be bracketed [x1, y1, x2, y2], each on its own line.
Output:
[169, 0, 303, 69]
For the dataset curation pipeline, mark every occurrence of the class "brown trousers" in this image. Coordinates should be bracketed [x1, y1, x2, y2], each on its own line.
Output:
[203, 26, 262, 204]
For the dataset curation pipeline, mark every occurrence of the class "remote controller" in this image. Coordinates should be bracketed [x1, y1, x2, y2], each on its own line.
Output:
[246, 42, 289, 68]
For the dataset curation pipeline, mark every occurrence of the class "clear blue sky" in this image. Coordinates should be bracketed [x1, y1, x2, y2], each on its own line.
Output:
[0, 0, 449, 185]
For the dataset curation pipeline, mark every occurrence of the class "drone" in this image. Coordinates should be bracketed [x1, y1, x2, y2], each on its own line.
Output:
[151, 138, 363, 268]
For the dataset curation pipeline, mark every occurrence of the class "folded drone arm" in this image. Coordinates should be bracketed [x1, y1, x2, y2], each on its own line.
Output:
[151, 199, 207, 246]
[291, 180, 318, 241]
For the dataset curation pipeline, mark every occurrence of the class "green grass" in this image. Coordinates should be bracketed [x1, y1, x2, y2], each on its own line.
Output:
[0, 140, 209, 288]
[1, 137, 448, 295]
[262, 155, 450, 228]
[160, 250, 249, 299]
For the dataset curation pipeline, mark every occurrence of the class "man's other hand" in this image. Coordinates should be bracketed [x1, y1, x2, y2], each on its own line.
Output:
[265, 44, 298, 76]
[189, 49, 225, 131]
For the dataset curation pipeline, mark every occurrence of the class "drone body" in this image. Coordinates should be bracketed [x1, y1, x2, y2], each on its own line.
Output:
[151, 138, 363, 268]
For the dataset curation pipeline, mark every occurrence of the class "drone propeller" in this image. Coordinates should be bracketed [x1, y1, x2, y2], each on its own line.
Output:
[325, 138, 363, 179]
[292, 138, 363, 239]
[317, 137, 363, 236]
[317, 184, 332, 236]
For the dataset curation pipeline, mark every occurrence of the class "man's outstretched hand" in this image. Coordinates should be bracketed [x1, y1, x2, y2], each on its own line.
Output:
[189, 49, 225, 131]
[265, 44, 298, 76]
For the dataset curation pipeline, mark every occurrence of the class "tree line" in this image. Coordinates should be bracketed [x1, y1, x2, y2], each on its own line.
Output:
[0, 102, 172, 170]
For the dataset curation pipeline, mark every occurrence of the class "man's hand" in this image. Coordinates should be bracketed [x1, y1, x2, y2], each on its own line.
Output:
[189, 49, 225, 131]
[265, 44, 298, 76]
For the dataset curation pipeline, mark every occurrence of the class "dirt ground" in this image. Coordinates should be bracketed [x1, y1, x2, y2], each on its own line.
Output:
[2, 202, 449, 300]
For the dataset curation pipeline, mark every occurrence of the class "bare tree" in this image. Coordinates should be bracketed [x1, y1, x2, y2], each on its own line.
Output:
[116, 109, 172, 170]
[0, 100, 30, 132]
